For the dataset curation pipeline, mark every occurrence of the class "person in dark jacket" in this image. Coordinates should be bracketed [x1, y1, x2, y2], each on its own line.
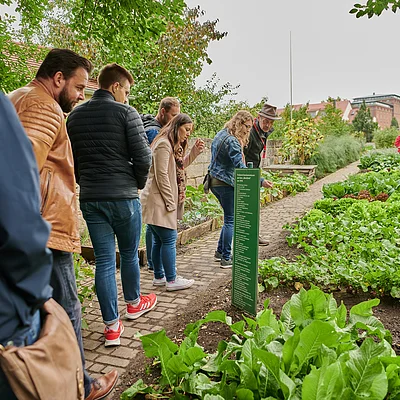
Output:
[243, 103, 281, 246]
[141, 97, 180, 271]
[67, 63, 157, 347]
[0, 92, 53, 399]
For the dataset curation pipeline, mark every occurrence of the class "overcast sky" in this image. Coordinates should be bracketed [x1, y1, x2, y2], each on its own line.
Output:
[186, 0, 400, 108]
[2, 1, 399, 108]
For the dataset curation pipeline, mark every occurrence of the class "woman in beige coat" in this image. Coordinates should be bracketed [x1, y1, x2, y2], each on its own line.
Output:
[141, 113, 204, 291]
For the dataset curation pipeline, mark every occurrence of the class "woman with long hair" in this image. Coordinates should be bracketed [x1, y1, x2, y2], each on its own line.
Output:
[208, 110, 272, 267]
[141, 113, 204, 291]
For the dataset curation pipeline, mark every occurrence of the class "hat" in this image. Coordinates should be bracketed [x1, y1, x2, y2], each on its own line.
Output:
[258, 103, 281, 120]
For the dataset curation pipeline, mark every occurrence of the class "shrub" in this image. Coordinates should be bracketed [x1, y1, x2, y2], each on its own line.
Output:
[373, 127, 399, 149]
[307, 135, 363, 178]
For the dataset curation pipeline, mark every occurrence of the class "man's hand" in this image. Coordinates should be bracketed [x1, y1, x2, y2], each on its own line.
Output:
[262, 179, 274, 188]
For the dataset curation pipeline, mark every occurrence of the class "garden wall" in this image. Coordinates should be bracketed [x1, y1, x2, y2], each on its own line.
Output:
[185, 138, 283, 187]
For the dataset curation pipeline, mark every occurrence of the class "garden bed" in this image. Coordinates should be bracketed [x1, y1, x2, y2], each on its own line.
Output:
[112, 231, 400, 399]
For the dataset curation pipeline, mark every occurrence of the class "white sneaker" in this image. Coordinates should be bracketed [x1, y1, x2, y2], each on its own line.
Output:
[166, 276, 194, 291]
[153, 276, 167, 286]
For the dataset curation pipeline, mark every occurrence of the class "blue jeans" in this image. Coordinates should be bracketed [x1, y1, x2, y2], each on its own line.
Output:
[50, 250, 93, 397]
[81, 199, 142, 324]
[148, 225, 177, 282]
[211, 186, 234, 261]
[145, 225, 154, 269]
[0, 311, 41, 399]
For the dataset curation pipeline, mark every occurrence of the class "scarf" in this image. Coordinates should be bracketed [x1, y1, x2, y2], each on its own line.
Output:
[174, 145, 186, 205]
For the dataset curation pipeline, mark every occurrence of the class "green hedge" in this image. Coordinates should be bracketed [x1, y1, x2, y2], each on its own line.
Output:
[307, 135, 363, 178]
[373, 127, 399, 149]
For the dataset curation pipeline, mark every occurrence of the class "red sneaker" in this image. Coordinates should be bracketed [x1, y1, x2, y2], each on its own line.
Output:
[104, 320, 124, 347]
[126, 294, 157, 320]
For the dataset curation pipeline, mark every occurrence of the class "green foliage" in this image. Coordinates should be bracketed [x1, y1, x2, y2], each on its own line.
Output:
[308, 135, 363, 178]
[322, 170, 400, 198]
[182, 185, 223, 226]
[123, 288, 400, 399]
[260, 171, 312, 205]
[129, 7, 232, 115]
[350, 0, 400, 18]
[11, 0, 186, 66]
[73, 254, 95, 329]
[317, 97, 352, 137]
[374, 127, 399, 149]
[280, 118, 323, 165]
[391, 117, 399, 128]
[359, 150, 400, 172]
[0, 13, 48, 92]
[352, 101, 378, 142]
[259, 184, 400, 298]
[270, 103, 312, 139]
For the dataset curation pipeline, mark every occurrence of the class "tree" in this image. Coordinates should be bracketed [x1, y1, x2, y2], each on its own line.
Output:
[0, 0, 187, 90]
[352, 101, 378, 142]
[350, 1, 400, 18]
[391, 117, 399, 128]
[317, 97, 352, 136]
[129, 7, 229, 114]
[270, 103, 312, 139]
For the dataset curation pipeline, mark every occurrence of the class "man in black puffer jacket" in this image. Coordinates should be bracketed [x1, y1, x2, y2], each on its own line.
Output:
[67, 63, 157, 348]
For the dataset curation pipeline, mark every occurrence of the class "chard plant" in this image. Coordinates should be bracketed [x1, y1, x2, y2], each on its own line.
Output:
[259, 196, 400, 298]
[121, 288, 400, 399]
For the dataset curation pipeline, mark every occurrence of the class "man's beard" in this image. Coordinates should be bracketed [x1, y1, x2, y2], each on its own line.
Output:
[58, 87, 75, 113]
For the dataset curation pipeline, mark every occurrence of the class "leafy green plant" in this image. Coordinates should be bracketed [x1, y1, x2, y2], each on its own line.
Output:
[374, 127, 399, 149]
[307, 135, 363, 178]
[260, 171, 312, 205]
[74, 254, 95, 329]
[259, 197, 400, 297]
[359, 151, 400, 172]
[122, 287, 400, 399]
[322, 171, 400, 198]
[182, 185, 223, 227]
[280, 118, 323, 165]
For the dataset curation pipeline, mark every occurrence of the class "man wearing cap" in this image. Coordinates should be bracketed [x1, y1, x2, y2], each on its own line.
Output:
[244, 103, 281, 246]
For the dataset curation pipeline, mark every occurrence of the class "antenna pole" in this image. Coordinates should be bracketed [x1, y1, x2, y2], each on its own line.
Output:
[290, 31, 293, 125]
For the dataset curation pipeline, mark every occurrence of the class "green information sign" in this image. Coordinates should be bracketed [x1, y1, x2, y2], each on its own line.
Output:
[232, 168, 260, 315]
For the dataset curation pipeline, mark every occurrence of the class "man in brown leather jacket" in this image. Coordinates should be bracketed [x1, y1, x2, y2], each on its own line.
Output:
[8, 49, 118, 400]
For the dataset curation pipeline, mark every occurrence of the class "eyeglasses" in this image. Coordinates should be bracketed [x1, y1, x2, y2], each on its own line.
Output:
[243, 122, 252, 130]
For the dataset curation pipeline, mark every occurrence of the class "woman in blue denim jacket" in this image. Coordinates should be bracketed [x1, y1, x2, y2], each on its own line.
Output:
[208, 110, 272, 267]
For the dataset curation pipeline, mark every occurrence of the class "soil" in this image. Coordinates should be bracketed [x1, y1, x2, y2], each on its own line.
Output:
[112, 229, 400, 399]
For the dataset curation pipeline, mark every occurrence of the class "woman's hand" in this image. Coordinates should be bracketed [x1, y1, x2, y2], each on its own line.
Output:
[194, 138, 205, 153]
[262, 179, 274, 188]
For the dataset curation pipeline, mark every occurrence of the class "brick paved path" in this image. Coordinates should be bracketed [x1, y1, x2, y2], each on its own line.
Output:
[82, 161, 360, 383]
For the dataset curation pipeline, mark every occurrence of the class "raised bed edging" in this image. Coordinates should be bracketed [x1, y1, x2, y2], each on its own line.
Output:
[80, 216, 223, 267]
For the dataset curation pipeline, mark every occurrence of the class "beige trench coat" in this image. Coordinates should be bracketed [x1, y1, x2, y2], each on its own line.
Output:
[141, 137, 200, 230]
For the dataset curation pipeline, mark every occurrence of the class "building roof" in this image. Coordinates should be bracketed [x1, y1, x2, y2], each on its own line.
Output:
[351, 100, 392, 109]
[353, 94, 400, 102]
[277, 100, 351, 119]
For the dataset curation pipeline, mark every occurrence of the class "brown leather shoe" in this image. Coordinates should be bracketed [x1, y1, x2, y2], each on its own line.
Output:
[85, 370, 119, 400]
[258, 236, 269, 246]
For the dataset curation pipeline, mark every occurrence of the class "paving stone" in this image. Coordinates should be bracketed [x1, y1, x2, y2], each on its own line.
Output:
[101, 365, 127, 376]
[96, 355, 130, 368]
[83, 339, 102, 351]
[88, 363, 104, 373]
[84, 351, 99, 361]
[111, 347, 138, 359]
